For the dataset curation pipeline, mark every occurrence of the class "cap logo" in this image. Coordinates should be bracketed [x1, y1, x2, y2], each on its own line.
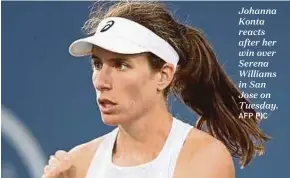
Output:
[100, 20, 115, 32]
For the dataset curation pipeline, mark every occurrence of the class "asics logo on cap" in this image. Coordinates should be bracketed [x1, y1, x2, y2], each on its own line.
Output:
[100, 20, 115, 32]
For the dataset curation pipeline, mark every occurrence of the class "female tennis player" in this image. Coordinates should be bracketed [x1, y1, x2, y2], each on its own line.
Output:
[42, 1, 270, 178]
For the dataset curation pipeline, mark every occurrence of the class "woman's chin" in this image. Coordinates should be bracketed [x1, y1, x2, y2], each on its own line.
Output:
[101, 114, 123, 126]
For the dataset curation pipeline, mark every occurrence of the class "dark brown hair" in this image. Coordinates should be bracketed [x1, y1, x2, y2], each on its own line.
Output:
[82, 1, 270, 167]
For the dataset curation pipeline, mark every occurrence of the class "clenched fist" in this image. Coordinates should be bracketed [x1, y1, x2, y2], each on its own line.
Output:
[42, 150, 76, 178]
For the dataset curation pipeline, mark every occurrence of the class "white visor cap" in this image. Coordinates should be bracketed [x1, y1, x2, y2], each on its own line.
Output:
[69, 17, 179, 69]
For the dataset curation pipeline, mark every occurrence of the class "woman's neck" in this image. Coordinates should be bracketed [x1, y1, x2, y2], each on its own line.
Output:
[113, 106, 173, 166]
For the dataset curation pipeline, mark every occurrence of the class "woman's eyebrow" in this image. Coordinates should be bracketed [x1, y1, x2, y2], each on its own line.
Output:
[91, 54, 101, 60]
[91, 52, 133, 63]
[109, 57, 131, 63]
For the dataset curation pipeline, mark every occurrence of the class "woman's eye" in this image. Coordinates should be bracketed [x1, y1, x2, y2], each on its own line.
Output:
[115, 62, 129, 70]
[91, 59, 102, 70]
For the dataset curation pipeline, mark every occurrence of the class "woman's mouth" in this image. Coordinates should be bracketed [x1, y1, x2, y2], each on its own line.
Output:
[98, 98, 117, 114]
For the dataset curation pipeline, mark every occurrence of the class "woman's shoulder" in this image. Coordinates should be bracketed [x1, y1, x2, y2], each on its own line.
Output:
[69, 135, 105, 157]
[185, 128, 232, 156]
[174, 128, 235, 178]
[68, 128, 117, 159]
[66, 135, 106, 177]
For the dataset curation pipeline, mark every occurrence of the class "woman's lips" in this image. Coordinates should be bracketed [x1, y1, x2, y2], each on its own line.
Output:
[98, 99, 117, 114]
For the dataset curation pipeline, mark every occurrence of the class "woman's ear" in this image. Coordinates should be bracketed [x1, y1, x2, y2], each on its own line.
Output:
[156, 63, 175, 91]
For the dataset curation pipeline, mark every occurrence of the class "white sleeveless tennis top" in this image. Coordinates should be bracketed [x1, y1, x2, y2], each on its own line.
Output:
[85, 117, 193, 178]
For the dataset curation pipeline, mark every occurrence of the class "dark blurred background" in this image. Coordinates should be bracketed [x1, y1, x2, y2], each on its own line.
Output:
[2, 1, 290, 178]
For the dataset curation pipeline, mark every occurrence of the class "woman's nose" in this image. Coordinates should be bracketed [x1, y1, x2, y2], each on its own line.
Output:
[93, 67, 112, 91]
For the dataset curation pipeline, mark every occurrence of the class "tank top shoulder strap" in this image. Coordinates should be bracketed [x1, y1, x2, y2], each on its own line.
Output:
[167, 118, 193, 178]
[85, 127, 118, 178]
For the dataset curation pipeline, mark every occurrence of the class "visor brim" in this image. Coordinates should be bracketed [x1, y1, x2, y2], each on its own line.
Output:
[69, 34, 147, 57]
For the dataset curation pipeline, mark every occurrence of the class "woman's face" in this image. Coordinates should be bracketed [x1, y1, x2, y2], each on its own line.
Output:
[91, 47, 160, 126]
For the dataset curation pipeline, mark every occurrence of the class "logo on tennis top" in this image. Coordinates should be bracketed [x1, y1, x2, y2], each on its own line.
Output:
[100, 20, 115, 32]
